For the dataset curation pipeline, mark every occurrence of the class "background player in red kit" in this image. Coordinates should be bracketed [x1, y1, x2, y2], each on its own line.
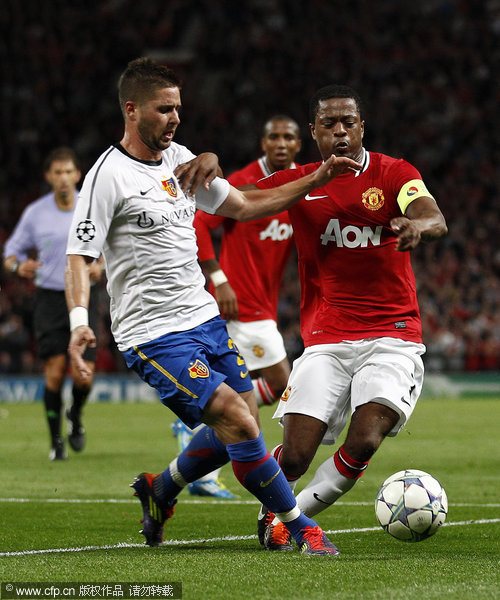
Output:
[195, 115, 302, 406]
[173, 115, 302, 498]
[251, 85, 448, 549]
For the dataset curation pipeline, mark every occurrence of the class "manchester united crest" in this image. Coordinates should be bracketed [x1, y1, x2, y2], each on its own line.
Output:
[362, 187, 385, 211]
[161, 176, 178, 198]
[252, 345, 265, 358]
[280, 385, 292, 402]
[188, 359, 209, 379]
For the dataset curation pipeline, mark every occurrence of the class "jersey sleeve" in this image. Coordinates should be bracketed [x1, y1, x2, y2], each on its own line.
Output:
[169, 142, 197, 167]
[254, 169, 297, 190]
[66, 161, 117, 259]
[3, 205, 34, 261]
[193, 210, 225, 262]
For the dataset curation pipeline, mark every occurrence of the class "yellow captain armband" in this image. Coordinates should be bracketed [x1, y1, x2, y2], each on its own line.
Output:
[397, 179, 435, 214]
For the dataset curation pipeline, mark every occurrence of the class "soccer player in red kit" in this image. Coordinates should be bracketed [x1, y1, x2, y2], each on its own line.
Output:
[252, 85, 447, 550]
[175, 116, 302, 498]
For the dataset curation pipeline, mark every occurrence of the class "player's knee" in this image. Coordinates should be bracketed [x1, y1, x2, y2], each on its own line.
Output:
[205, 388, 259, 442]
[280, 447, 313, 479]
[346, 402, 399, 460]
[73, 375, 92, 390]
[45, 373, 65, 390]
[343, 433, 382, 463]
[229, 407, 258, 439]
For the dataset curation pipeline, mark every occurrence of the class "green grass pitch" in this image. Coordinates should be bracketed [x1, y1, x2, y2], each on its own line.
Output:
[0, 396, 498, 600]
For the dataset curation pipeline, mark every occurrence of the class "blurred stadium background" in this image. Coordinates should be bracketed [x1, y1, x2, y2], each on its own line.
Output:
[1, 0, 499, 397]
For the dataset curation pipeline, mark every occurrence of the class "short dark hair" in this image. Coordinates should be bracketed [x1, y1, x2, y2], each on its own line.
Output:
[43, 147, 80, 172]
[309, 85, 363, 123]
[118, 57, 182, 115]
[262, 115, 300, 138]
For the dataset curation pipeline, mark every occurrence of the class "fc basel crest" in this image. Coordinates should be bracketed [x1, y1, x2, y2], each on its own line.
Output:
[188, 359, 209, 379]
[161, 176, 178, 198]
[362, 187, 385, 211]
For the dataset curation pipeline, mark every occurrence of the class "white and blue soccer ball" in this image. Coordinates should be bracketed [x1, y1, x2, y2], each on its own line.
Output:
[375, 469, 448, 542]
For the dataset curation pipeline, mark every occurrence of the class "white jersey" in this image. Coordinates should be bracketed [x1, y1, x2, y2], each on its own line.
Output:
[66, 143, 230, 350]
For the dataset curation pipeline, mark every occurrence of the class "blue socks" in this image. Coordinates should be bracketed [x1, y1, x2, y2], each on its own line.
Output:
[227, 432, 317, 540]
[156, 425, 229, 500]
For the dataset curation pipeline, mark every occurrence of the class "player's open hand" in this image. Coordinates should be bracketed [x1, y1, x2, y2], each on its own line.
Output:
[390, 217, 422, 251]
[311, 154, 363, 187]
[68, 326, 96, 379]
[174, 152, 221, 195]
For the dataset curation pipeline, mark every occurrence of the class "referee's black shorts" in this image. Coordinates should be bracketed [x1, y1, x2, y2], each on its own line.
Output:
[34, 287, 99, 362]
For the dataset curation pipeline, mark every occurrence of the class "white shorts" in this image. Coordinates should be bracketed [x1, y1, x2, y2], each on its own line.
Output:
[273, 337, 425, 445]
[226, 319, 287, 371]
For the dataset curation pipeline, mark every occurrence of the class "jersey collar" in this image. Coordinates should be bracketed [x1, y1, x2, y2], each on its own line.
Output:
[258, 156, 297, 177]
[354, 147, 370, 177]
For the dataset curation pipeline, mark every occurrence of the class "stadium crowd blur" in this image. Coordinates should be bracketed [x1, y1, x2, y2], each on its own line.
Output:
[1, 0, 499, 375]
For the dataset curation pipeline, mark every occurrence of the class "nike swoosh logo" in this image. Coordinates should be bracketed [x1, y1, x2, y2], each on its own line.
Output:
[140, 187, 154, 196]
[240, 370, 249, 378]
[313, 492, 332, 505]
[305, 193, 328, 201]
[260, 468, 281, 488]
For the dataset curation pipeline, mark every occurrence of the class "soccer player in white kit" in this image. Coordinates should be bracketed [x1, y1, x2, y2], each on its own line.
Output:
[65, 58, 362, 554]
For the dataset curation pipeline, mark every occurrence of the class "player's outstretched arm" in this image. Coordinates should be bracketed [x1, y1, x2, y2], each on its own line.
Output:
[217, 154, 362, 222]
[65, 254, 97, 379]
[390, 196, 448, 252]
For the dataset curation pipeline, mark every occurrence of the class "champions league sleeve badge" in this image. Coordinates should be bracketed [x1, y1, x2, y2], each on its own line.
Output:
[76, 219, 96, 242]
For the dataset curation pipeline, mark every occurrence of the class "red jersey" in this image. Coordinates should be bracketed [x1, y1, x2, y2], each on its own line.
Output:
[194, 157, 297, 322]
[256, 150, 424, 346]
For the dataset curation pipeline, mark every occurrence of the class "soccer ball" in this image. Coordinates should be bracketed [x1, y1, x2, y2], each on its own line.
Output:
[375, 469, 448, 542]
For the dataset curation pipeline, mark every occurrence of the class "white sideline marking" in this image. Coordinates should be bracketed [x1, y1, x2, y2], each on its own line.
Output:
[0, 498, 499, 507]
[1, 519, 498, 558]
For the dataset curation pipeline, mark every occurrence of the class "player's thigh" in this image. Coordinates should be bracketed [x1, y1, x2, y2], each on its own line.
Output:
[123, 333, 224, 429]
[274, 345, 353, 445]
[239, 388, 259, 423]
[123, 318, 252, 429]
[226, 319, 287, 371]
[351, 338, 425, 437]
